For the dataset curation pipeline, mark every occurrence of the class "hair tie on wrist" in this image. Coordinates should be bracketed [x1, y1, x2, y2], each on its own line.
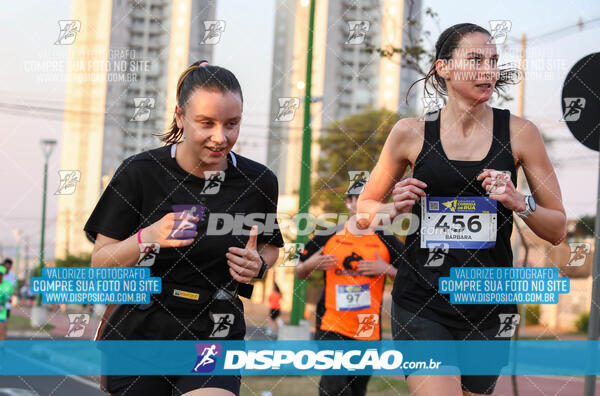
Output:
[137, 228, 144, 246]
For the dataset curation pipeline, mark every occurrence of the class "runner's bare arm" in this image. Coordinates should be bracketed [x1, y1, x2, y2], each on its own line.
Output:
[91, 233, 141, 268]
[91, 212, 198, 267]
[512, 118, 566, 244]
[481, 117, 567, 245]
[357, 118, 423, 227]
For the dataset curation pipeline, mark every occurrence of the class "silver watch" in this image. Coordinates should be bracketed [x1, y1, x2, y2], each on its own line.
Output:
[516, 195, 536, 219]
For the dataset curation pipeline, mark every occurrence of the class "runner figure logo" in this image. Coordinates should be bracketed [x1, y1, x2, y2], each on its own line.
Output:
[280, 243, 304, 267]
[441, 199, 457, 212]
[169, 205, 205, 239]
[424, 243, 449, 267]
[567, 242, 590, 267]
[201, 171, 225, 194]
[347, 171, 370, 195]
[66, 314, 89, 338]
[487, 20, 512, 44]
[130, 97, 155, 122]
[192, 343, 222, 373]
[137, 243, 160, 266]
[201, 21, 226, 44]
[420, 95, 444, 121]
[355, 314, 379, 338]
[55, 170, 81, 195]
[561, 97, 586, 121]
[210, 313, 235, 338]
[55, 20, 81, 45]
[345, 21, 370, 44]
[496, 313, 520, 337]
[275, 98, 300, 122]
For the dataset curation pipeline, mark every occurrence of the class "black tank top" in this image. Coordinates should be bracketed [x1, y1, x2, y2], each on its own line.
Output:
[391, 107, 518, 330]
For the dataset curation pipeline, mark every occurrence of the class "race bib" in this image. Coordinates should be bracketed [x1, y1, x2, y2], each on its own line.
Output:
[421, 196, 497, 249]
[336, 284, 371, 311]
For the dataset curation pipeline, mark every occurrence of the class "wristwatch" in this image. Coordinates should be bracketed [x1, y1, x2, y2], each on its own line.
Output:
[516, 194, 536, 219]
[256, 255, 268, 279]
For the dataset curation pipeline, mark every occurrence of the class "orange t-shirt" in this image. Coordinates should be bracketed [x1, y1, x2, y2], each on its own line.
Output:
[318, 226, 392, 340]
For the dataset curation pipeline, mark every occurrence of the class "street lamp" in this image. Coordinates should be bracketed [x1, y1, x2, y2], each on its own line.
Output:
[34, 139, 56, 317]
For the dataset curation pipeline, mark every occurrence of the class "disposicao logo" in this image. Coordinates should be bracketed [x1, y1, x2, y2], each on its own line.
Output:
[192, 343, 222, 373]
[223, 348, 403, 371]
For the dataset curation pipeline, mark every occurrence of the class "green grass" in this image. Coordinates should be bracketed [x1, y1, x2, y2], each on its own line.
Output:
[240, 375, 409, 396]
[8, 314, 55, 332]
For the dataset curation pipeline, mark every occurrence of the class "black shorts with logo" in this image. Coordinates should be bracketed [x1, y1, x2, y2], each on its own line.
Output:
[101, 283, 245, 396]
[391, 301, 511, 395]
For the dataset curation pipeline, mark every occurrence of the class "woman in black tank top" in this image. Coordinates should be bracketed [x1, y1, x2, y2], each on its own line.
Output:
[358, 23, 566, 396]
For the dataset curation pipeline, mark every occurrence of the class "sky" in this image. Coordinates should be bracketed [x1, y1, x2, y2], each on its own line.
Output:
[0, 0, 598, 259]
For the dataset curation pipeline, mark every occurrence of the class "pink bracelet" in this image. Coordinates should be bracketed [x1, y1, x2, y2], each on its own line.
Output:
[137, 228, 144, 246]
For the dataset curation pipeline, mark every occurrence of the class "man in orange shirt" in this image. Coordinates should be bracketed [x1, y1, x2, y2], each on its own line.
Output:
[295, 184, 403, 396]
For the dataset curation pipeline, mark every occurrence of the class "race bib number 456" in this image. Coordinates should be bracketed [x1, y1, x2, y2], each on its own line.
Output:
[421, 197, 497, 249]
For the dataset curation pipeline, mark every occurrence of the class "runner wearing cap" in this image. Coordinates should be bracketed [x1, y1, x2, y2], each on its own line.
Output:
[296, 181, 404, 396]
[358, 23, 566, 396]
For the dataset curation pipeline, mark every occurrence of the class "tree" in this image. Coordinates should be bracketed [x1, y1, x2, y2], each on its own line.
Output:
[312, 107, 401, 213]
[575, 215, 595, 237]
[366, 0, 516, 105]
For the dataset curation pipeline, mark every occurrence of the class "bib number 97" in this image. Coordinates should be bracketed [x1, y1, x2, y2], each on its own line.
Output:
[346, 293, 362, 304]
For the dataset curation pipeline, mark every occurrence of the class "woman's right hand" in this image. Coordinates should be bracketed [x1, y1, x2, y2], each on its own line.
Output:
[304, 247, 338, 271]
[391, 177, 427, 217]
[296, 247, 338, 279]
[139, 211, 199, 248]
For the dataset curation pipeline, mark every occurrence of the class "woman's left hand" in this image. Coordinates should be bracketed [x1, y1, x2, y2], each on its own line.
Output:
[226, 225, 262, 284]
[477, 169, 526, 212]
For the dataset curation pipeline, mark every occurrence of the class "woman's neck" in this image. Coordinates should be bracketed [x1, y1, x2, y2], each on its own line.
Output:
[441, 97, 491, 137]
[175, 141, 228, 177]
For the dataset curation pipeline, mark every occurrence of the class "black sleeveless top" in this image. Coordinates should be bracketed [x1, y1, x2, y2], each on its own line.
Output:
[391, 107, 518, 330]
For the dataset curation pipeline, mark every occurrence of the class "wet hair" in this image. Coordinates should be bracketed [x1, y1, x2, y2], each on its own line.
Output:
[406, 23, 519, 101]
[158, 60, 243, 144]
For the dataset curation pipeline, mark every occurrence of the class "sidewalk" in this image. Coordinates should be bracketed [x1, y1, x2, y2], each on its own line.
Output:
[8, 303, 275, 340]
[8, 305, 99, 339]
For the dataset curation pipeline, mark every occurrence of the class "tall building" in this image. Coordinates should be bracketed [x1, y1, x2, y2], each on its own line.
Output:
[55, 0, 217, 258]
[267, 0, 422, 204]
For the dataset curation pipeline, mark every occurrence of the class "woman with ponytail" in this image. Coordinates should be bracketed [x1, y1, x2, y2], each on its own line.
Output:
[84, 61, 284, 395]
[358, 24, 566, 395]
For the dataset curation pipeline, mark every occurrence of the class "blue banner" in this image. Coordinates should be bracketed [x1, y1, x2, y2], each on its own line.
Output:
[30, 267, 162, 304]
[1, 340, 600, 376]
[439, 267, 569, 304]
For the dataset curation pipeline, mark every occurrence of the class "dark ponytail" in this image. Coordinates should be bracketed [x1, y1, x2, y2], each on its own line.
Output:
[158, 60, 243, 145]
[405, 23, 519, 102]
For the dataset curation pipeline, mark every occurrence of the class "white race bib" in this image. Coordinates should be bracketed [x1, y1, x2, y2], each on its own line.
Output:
[421, 196, 497, 249]
[335, 284, 371, 311]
